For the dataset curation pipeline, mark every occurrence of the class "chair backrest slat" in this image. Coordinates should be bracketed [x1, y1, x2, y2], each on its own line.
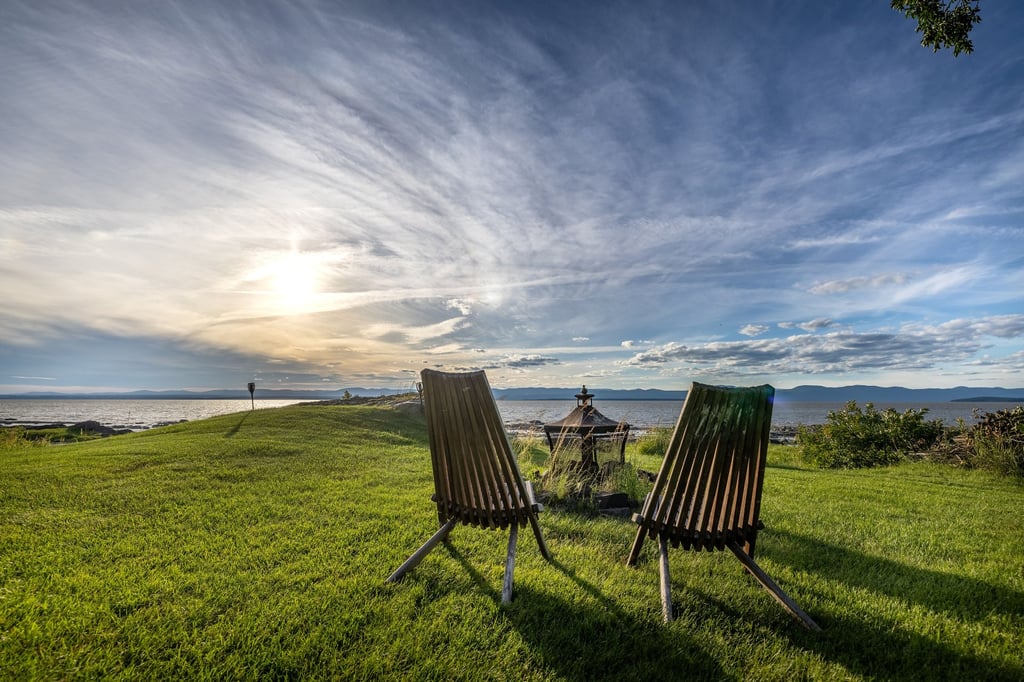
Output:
[473, 372, 518, 527]
[637, 382, 774, 550]
[469, 374, 528, 524]
[449, 373, 492, 525]
[421, 369, 532, 529]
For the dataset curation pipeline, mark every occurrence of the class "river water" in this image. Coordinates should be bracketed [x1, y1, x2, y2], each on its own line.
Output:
[2, 397, 1019, 432]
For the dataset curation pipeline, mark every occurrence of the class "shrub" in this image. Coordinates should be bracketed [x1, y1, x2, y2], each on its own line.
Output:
[798, 401, 945, 469]
[968, 406, 1024, 480]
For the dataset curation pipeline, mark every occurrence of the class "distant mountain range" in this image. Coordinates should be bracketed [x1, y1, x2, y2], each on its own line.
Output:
[3, 384, 1023, 403]
[491, 385, 1024, 402]
[0, 388, 407, 400]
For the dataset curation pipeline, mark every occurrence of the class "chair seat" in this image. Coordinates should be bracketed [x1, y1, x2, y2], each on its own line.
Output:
[432, 497, 539, 529]
[631, 513, 764, 551]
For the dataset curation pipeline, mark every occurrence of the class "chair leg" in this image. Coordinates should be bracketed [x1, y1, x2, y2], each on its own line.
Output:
[527, 514, 551, 560]
[626, 526, 646, 566]
[659, 536, 673, 622]
[743, 530, 758, 561]
[386, 518, 458, 583]
[726, 541, 821, 632]
[502, 524, 519, 604]
[523, 482, 552, 561]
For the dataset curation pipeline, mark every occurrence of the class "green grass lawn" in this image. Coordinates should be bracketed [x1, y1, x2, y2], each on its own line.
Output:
[2, 404, 1022, 680]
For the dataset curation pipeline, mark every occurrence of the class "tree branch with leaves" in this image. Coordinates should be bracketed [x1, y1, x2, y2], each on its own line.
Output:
[891, 0, 981, 56]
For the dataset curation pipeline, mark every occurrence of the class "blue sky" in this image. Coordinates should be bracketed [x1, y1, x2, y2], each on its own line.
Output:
[2, 1, 1023, 393]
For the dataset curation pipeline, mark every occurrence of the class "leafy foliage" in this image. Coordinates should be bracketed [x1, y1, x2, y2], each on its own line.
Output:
[891, 0, 982, 56]
[968, 405, 1024, 479]
[798, 401, 945, 468]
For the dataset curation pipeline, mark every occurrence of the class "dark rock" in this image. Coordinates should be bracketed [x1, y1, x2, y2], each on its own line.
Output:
[769, 425, 800, 445]
[596, 492, 630, 509]
[71, 420, 119, 436]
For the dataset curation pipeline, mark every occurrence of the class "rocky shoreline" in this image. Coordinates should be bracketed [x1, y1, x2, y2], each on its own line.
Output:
[1, 418, 187, 435]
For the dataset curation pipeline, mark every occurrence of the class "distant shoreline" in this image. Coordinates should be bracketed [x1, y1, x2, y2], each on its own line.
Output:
[949, 396, 1024, 403]
[4, 396, 1021, 437]
[5, 384, 1024, 403]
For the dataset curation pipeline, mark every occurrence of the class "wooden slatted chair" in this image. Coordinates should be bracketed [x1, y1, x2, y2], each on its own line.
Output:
[386, 369, 551, 603]
[627, 382, 820, 630]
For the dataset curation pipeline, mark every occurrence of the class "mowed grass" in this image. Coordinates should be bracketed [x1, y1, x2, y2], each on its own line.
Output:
[1, 405, 1022, 680]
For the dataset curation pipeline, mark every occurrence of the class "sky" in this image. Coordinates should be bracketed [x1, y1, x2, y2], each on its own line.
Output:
[2, 1, 1023, 394]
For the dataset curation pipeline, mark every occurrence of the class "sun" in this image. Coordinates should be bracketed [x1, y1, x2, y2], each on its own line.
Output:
[247, 251, 324, 313]
[270, 254, 318, 302]
[241, 246, 334, 315]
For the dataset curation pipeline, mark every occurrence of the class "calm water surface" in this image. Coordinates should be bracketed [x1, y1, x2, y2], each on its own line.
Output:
[2, 398, 1019, 432]
[496, 399, 1021, 431]
[0, 399, 304, 430]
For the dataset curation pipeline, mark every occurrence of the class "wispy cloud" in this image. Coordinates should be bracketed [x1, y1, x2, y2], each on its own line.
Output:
[809, 274, 908, 295]
[622, 314, 1024, 380]
[1, 2, 1022, 391]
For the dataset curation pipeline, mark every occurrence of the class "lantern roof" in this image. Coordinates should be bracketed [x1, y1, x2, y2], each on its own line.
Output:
[543, 386, 628, 434]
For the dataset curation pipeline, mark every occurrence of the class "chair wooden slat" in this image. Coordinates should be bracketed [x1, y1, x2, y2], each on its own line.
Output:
[388, 369, 551, 600]
[627, 382, 820, 630]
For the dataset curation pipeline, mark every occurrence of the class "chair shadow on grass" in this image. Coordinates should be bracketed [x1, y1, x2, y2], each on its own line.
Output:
[445, 547, 725, 681]
[766, 529, 1024, 680]
[768, 529, 1024, 621]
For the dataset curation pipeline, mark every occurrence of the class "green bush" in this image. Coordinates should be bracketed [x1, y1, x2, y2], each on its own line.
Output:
[798, 401, 945, 469]
[968, 406, 1024, 480]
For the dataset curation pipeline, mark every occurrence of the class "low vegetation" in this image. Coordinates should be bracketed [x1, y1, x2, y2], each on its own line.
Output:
[0, 424, 110, 447]
[797, 401, 946, 469]
[798, 401, 1024, 480]
[968, 406, 1024, 479]
[2, 404, 1022, 679]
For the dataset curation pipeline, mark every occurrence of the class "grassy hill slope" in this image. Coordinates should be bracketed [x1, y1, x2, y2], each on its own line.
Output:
[2, 404, 1022, 680]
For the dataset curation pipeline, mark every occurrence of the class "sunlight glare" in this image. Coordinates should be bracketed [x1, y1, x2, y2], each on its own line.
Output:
[273, 255, 316, 298]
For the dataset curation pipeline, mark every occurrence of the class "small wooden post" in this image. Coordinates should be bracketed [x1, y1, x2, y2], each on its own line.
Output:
[247, 382, 255, 410]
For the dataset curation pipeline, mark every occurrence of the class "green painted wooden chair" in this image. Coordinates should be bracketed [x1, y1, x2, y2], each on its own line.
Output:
[627, 382, 820, 630]
[386, 369, 551, 603]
